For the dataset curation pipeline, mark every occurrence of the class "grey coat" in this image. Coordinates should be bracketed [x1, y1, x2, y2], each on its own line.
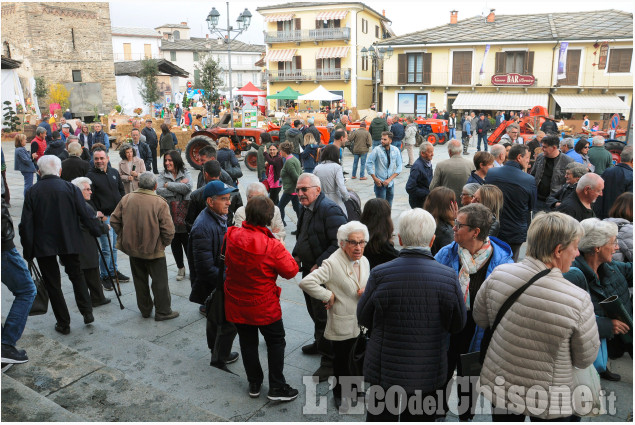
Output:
[313, 161, 350, 218]
[156, 168, 193, 202]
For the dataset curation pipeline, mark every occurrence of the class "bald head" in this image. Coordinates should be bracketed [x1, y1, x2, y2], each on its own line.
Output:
[577, 173, 604, 205]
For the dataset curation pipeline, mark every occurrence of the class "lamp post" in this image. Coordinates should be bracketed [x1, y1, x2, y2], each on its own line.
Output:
[206, 2, 252, 129]
[361, 44, 393, 111]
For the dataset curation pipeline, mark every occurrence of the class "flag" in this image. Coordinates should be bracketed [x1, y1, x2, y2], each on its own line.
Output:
[480, 44, 490, 80]
[557, 42, 569, 79]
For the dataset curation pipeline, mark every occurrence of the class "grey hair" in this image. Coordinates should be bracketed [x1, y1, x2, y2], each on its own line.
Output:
[578, 218, 618, 253]
[138, 172, 157, 190]
[507, 123, 520, 131]
[459, 203, 493, 241]
[398, 208, 436, 247]
[337, 221, 369, 246]
[448, 139, 462, 156]
[67, 141, 83, 157]
[36, 126, 47, 136]
[576, 173, 603, 193]
[621, 146, 633, 163]
[297, 172, 321, 189]
[462, 183, 481, 196]
[592, 136, 605, 146]
[246, 182, 268, 197]
[37, 155, 62, 176]
[490, 143, 506, 158]
[419, 141, 433, 153]
[71, 176, 92, 190]
[560, 138, 575, 149]
[565, 162, 588, 179]
[67, 134, 79, 142]
[526, 212, 584, 264]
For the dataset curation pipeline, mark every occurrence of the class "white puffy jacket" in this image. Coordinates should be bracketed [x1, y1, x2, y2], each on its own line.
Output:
[473, 257, 599, 420]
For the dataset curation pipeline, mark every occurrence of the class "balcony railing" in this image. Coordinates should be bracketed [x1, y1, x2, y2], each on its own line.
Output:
[265, 68, 351, 82]
[113, 53, 161, 61]
[264, 27, 351, 43]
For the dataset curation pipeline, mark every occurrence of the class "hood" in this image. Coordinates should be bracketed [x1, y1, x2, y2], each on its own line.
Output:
[48, 139, 66, 150]
[371, 117, 384, 124]
[604, 217, 630, 226]
[287, 128, 301, 136]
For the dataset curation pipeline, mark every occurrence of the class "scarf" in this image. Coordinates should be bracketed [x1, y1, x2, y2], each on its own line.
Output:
[458, 238, 493, 310]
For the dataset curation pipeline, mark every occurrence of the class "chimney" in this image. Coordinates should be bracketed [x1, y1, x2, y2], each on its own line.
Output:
[163, 33, 169, 39]
[450, 10, 458, 25]
[181, 21, 187, 25]
[382, 9, 385, 17]
[206, 34, 209, 39]
[486, 9, 495, 23]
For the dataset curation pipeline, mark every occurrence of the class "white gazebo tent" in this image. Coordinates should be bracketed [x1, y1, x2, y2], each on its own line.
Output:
[297, 85, 342, 101]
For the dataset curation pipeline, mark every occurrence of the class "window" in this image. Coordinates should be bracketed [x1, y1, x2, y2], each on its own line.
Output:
[607, 48, 632, 73]
[144, 44, 152, 59]
[236, 73, 242, 86]
[494, 51, 534, 75]
[316, 58, 341, 79]
[397, 53, 431, 85]
[72, 70, 82, 82]
[361, 18, 367, 34]
[173, 30, 180, 40]
[170, 51, 176, 61]
[193, 51, 199, 61]
[315, 19, 340, 29]
[123, 43, 132, 60]
[362, 56, 368, 71]
[559, 49, 581, 86]
[452, 51, 472, 85]
[398, 93, 427, 115]
[375, 25, 379, 38]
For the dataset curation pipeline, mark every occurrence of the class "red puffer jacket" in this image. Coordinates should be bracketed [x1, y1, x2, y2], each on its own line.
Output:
[224, 222, 299, 325]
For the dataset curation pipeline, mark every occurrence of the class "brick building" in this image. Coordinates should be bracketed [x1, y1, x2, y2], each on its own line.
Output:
[1, 2, 117, 119]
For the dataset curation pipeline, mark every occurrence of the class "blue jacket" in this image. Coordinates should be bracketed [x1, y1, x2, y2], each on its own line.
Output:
[405, 156, 433, 208]
[466, 170, 485, 185]
[565, 149, 584, 164]
[300, 143, 319, 171]
[365, 145, 402, 187]
[39, 121, 52, 142]
[390, 122, 405, 142]
[357, 248, 467, 394]
[485, 161, 537, 244]
[14, 146, 36, 172]
[435, 236, 514, 351]
[593, 163, 633, 219]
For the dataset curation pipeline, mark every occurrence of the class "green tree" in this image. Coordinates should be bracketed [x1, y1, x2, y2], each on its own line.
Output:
[34, 76, 48, 100]
[138, 59, 161, 114]
[194, 54, 223, 103]
[3, 101, 20, 131]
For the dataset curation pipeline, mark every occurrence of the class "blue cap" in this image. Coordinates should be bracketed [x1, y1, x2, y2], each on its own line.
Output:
[203, 180, 238, 199]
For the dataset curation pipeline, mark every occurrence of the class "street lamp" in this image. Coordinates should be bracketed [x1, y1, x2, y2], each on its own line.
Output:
[362, 44, 393, 110]
[206, 2, 251, 129]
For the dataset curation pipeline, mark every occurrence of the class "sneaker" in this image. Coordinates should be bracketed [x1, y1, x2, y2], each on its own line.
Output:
[1, 344, 28, 364]
[405, 164, 412, 168]
[154, 310, 180, 321]
[83, 312, 95, 324]
[176, 267, 186, 281]
[249, 382, 262, 398]
[101, 277, 114, 291]
[116, 271, 130, 282]
[351, 176, 357, 179]
[267, 384, 298, 402]
[55, 323, 71, 335]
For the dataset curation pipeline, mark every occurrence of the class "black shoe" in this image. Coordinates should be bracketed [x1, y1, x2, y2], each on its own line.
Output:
[199, 305, 206, 316]
[267, 384, 299, 401]
[83, 313, 95, 324]
[225, 352, 240, 364]
[600, 369, 621, 381]
[116, 271, 130, 282]
[101, 278, 114, 291]
[249, 382, 262, 398]
[92, 298, 111, 307]
[343, 171, 349, 175]
[334, 394, 342, 409]
[405, 164, 412, 168]
[1, 344, 28, 364]
[55, 323, 70, 335]
[313, 365, 333, 382]
[291, 230, 298, 236]
[301, 342, 318, 355]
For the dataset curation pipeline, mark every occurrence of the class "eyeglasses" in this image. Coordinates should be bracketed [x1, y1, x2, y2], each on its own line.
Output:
[346, 240, 367, 247]
[453, 220, 472, 230]
[296, 186, 318, 193]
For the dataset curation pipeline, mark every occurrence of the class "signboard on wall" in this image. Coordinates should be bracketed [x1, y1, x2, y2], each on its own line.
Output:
[598, 42, 609, 70]
[242, 105, 257, 128]
[491, 73, 535, 86]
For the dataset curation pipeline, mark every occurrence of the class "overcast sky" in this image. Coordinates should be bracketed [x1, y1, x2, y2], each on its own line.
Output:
[109, 0, 634, 44]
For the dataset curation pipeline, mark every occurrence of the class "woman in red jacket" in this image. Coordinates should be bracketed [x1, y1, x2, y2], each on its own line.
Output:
[224, 195, 299, 402]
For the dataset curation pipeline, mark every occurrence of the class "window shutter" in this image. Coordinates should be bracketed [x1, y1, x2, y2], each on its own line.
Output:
[316, 59, 322, 70]
[398, 54, 406, 84]
[334, 19, 340, 28]
[495, 52, 504, 74]
[423, 53, 432, 85]
[295, 56, 302, 70]
[335, 58, 341, 69]
[277, 21, 283, 31]
[561, 50, 581, 85]
[295, 18, 301, 30]
[315, 20, 322, 29]
[524, 51, 534, 75]
[452, 51, 471, 85]
[609, 48, 633, 73]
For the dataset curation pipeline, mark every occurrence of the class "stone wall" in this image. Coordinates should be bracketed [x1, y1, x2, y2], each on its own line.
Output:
[1, 2, 117, 115]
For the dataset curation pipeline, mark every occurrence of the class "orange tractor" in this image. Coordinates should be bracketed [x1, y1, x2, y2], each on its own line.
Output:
[488, 105, 549, 145]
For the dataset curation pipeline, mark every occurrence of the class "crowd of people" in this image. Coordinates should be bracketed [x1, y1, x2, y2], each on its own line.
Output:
[1, 108, 632, 420]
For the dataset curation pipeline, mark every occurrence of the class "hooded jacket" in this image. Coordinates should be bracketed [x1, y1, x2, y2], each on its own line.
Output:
[285, 127, 303, 154]
[369, 117, 389, 141]
[44, 139, 69, 161]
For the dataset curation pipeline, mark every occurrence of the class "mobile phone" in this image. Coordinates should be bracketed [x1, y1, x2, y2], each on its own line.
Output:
[132, 164, 136, 171]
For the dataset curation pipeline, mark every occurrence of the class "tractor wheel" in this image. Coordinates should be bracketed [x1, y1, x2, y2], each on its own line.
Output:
[185, 135, 217, 170]
[605, 141, 626, 164]
[437, 134, 448, 145]
[244, 151, 258, 171]
[426, 134, 439, 145]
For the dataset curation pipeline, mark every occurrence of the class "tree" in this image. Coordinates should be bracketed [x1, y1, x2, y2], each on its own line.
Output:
[138, 59, 161, 115]
[34, 76, 48, 100]
[47, 83, 71, 110]
[195, 54, 223, 104]
[3, 101, 20, 131]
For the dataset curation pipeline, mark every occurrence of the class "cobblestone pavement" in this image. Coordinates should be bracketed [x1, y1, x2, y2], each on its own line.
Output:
[1, 137, 631, 421]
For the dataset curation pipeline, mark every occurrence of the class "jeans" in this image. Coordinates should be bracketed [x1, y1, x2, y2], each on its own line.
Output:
[477, 133, 488, 151]
[278, 192, 300, 224]
[352, 153, 367, 178]
[21, 172, 34, 195]
[235, 319, 287, 389]
[374, 184, 394, 206]
[1, 248, 37, 347]
[170, 232, 188, 269]
[449, 128, 456, 139]
[98, 216, 118, 279]
[372, 139, 381, 149]
[391, 140, 402, 150]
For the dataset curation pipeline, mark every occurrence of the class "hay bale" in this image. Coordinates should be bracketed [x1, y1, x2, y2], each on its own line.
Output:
[173, 128, 194, 150]
[116, 124, 133, 138]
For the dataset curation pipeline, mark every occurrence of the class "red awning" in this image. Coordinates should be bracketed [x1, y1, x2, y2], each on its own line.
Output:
[265, 49, 297, 62]
[315, 10, 348, 21]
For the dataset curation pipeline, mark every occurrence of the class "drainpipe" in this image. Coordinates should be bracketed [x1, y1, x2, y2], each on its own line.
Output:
[351, 8, 359, 108]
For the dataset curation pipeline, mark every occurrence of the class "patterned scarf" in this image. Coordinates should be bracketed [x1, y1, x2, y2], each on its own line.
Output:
[458, 238, 493, 310]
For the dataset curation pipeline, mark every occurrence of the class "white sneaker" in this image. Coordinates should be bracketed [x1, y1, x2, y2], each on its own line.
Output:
[176, 267, 186, 281]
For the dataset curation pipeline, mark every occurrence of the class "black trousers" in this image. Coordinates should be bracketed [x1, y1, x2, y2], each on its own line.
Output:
[171, 232, 189, 269]
[301, 269, 333, 367]
[269, 187, 281, 205]
[37, 254, 92, 326]
[206, 317, 237, 364]
[366, 388, 441, 422]
[82, 266, 107, 304]
[150, 147, 158, 174]
[331, 337, 357, 398]
[508, 243, 523, 262]
[235, 319, 286, 389]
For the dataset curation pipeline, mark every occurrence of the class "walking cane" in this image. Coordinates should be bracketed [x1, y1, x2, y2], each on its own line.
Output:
[95, 238, 124, 310]
[105, 232, 122, 296]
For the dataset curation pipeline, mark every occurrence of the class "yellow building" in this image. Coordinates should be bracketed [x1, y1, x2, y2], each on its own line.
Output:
[376, 9, 632, 120]
[256, 2, 393, 110]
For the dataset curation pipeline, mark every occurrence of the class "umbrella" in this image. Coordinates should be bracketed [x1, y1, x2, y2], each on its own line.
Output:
[236, 82, 266, 96]
[297, 85, 342, 101]
[266, 86, 303, 100]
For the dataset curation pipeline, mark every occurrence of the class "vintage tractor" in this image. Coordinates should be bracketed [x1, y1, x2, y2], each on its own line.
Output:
[415, 118, 448, 145]
[488, 105, 549, 145]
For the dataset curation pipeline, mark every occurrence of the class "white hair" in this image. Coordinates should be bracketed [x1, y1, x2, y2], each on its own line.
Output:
[578, 218, 618, 253]
[560, 138, 575, 149]
[247, 182, 268, 197]
[592, 136, 605, 146]
[419, 141, 433, 153]
[448, 139, 462, 156]
[398, 208, 436, 247]
[297, 172, 321, 189]
[71, 176, 92, 190]
[576, 173, 603, 193]
[37, 155, 62, 177]
[337, 221, 369, 246]
[490, 143, 506, 159]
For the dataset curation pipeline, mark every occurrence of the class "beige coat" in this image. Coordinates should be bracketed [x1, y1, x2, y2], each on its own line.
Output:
[232, 205, 285, 242]
[473, 257, 599, 419]
[110, 189, 175, 259]
[299, 248, 369, 341]
[118, 157, 146, 194]
[429, 155, 475, 203]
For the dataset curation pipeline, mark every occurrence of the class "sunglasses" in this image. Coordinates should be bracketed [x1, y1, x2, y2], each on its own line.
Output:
[296, 186, 318, 193]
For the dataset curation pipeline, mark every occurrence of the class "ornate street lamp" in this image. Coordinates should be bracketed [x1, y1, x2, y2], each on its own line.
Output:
[363, 44, 393, 110]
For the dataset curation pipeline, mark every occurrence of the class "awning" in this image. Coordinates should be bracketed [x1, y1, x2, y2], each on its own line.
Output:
[315, 10, 348, 21]
[452, 92, 548, 110]
[316, 46, 350, 59]
[264, 49, 297, 62]
[264, 13, 295, 22]
[552, 93, 630, 114]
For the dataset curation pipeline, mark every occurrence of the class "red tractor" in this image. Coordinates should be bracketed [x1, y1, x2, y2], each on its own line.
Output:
[415, 118, 448, 145]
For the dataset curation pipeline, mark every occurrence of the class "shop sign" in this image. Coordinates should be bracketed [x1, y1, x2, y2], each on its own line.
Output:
[491, 73, 535, 86]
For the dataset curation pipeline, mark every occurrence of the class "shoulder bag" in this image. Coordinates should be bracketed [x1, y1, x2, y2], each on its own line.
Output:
[28, 261, 49, 316]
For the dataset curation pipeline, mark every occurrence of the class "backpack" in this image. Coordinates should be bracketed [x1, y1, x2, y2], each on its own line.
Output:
[415, 133, 424, 147]
[345, 190, 362, 222]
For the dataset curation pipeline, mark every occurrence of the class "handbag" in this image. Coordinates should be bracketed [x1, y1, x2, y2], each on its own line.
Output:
[262, 178, 270, 192]
[205, 237, 227, 326]
[169, 199, 190, 233]
[572, 364, 603, 417]
[348, 327, 368, 377]
[223, 160, 243, 180]
[28, 261, 49, 316]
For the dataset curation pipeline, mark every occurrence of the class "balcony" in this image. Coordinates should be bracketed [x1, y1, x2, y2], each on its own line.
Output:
[264, 27, 351, 44]
[265, 68, 351, 82]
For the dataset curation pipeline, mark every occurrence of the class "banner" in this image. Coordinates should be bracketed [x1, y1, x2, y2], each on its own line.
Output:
[557, 42, 568, 79]
[480, 44, 490, 80]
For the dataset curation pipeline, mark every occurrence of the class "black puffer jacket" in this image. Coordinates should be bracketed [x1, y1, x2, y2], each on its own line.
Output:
[357, 248, 466, 394]
[1, 194, 14, 251]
